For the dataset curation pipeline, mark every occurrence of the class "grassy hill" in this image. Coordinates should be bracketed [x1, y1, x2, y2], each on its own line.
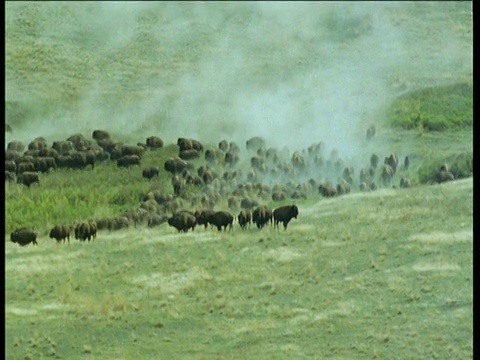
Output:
[5, 2, 472, 359]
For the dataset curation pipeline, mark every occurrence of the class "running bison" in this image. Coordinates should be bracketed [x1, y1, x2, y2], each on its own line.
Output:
[75, 221, 97, 241]
[17, 172, 40, 188]
[167, 211, 197, 233]
[208, 211, 234, 231]
[10, 228, 38, 246]
[252, 205, 273, 229]
[237, 210, 252, 230]
[142, 166, 160, 180]
[273, 205, 299, 230]
[49, 225, 71, 243]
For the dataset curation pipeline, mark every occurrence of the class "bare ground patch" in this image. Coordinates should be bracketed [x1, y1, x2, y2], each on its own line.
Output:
[130, 266, 213, 294]
[409, 229, 473, 244]
[5, 250, 87, 275]
[263, 247, 303, 263]
[412, 262, 461, 272]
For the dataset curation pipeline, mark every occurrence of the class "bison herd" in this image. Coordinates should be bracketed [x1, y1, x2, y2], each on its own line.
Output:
[6, 126, 467, 247]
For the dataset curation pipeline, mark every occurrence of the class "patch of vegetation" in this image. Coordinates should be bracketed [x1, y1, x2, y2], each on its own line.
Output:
[417, 151, 473, 185]
[387, 82, 473, 131]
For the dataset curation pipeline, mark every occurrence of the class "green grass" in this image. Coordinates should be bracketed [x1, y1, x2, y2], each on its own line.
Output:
[6, 179, 473, 359]
[5, 2, 472, 359]
[387, 82, 473, 131]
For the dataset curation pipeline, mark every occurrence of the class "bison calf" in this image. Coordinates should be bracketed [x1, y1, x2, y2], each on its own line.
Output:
[273, 205, 299, 230]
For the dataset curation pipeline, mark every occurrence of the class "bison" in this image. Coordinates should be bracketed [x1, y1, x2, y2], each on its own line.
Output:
[319, 183, 337, 197]
[208, 211, 234, 231]
[252, 205, 273, 229]
[5, 171, 16, 182]
[146, 136, 164, 149]
[194, 209, 216, 229]
[74, 221, 96, 241]
[49, 225, 71, 243]
[237, 210, 252, 230]
[143, 166, 160, 180]
[17, 172, 40, 187]
[273, 205, 299, 230]
[381, 164, 394, 187]
[179, 149, 200, 160]
[366, 125, 376, 141]
[117, 155, 141, 167]
[164, 157, 188, 174]
[246, 136, 265, 151]
[7, 141, 25, 153]
[167, 211, 197, 233]
[92, 129, 111, 141]
[10, 228, 38, 246]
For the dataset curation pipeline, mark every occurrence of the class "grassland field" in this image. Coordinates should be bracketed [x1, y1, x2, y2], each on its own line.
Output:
[5, 2, 472, 359]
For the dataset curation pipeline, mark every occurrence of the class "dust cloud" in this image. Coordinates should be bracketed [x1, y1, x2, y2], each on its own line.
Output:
[5, 2, 473, 160]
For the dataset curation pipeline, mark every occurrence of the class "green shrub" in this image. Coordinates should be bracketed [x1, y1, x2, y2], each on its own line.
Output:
[387, 82, 473, 131]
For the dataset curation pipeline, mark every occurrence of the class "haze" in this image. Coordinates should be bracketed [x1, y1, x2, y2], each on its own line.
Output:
[5, 2, 473, 160]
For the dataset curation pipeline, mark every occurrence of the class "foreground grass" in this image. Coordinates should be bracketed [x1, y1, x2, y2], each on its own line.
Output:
[5, 178, 472, 359]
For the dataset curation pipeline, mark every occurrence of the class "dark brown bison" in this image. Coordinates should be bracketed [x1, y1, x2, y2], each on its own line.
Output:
[5, 160, 16, 173]
[5, 150, 21, 162]
[117, 155, 141, 167]
[208, 211, 234, 231]
[92, 130, 111, 141]
[246, 136, 265, 151]
[5, 171, 16, 182]
[16, 161, 35, 175]
[171, 175, 185, 196]
[33, 157, 57, 173]
[177, 138, 203, 152]
[7, 141, 25, 153]
[28, 139, 48, 151]
[319, 183, 337, 197]
[74, 221, 96, 241]
[179, 149, 200, 160]
[49, 225, 71, 243]
[38, 147, 59, 158]
[205, 149, 223, 163]
[218, 140, 228, 152]
[96, 138, 118, 154]
[436, 170, 454, 183]
[142, 166, 160, 180]
[17, 172, 40, 187]
[194, 209, 216, 229]
[273, 205, 299, 230]
[370, 153, 379, 169]
[252, 205, 273, 229]
[224, 150, 240, 167]
[146, 136, 164, 149]
[164, 157, 188, 174]
[10, 228, 38, 246]
[342, 166, 354, 185]
[385, 154, 399, 173]
[52, 140, 74, 155]
[167, 211, 197, 233]
[147, 214, 168, 228]
[381, 164, 394, 186]
[272, 190, 287, 202]
[66, 134, 91, 151]
[237, 210, 251, 230]
[399, 176, 412, 188]
[366, 125, 376, 140]
[336, 181, 351, 196]
[240, 198, 259, 210]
